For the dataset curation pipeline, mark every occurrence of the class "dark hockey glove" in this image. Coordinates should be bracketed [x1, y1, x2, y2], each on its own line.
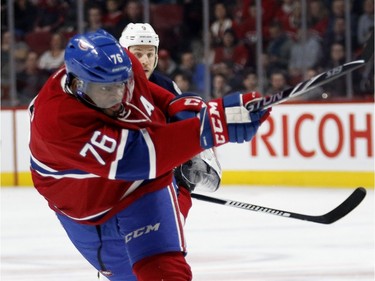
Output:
[199, 92, 271, 149]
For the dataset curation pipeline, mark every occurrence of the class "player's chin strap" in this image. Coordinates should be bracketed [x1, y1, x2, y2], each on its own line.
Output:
[175, 149, 222, 193]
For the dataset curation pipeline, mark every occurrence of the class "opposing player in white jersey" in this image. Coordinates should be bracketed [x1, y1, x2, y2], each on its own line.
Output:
[119, 23, 222, 217]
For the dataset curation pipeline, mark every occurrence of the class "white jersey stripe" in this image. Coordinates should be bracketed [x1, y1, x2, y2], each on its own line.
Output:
[30, 153, 99, 179]
[167, 184, 186, 253]
[141, 128, 156, 179]
[56, 205, 112, 221]
[109, 129, 129, 179]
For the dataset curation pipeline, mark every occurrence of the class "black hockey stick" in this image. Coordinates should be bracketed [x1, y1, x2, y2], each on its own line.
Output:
[246, 32, 374, 112]
[191, 187, 366, 224]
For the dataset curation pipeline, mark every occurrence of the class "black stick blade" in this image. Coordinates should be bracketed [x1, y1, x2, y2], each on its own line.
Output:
[191, 187, 367, 225]
[305, 187, 367, 224]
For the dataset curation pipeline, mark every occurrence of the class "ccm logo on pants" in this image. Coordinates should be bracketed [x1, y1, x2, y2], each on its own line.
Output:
[125, 223, 161, 243]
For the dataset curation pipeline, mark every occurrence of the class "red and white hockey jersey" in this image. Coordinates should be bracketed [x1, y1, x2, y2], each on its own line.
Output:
[29, 51, 202, 225]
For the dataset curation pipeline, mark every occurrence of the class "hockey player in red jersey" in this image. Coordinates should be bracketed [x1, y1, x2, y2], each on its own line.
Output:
[29, 29, 270, 280]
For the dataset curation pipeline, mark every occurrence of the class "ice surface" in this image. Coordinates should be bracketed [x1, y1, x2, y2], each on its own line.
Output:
[1, 186, 374, 280]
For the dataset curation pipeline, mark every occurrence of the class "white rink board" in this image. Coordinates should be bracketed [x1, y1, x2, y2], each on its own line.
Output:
[1, 103, 374, 175]
[216, 103, 374, 171]
[0, 110, 15, 172]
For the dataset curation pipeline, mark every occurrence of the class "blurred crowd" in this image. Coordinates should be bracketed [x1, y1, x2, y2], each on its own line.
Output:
[1, 0, 374, 107]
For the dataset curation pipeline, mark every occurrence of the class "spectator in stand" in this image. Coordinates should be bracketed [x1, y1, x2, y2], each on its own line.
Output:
[177, 50, 205, 95]
[307, 0, 329, 37]
[59, 0, 78, 35]
[261, 52, 272, 81]
[321, 42, 347, 99]
[275, 0, 300, 36]
[1, 30, 30, 73]
[326, 0, 345, 32]
[288, 28, 323, 85]
[178, 51, 196, 79]
[241, 71, 260, 93]
[266, 71, 290, 96]
[14, 36, 30, 74]
[1, 30, 29, 103]
[211, 73, 232, 99]
[112, 0, 143, 38]
[85, 5, 104, 33]
[122, 0, 143, 23]
[275, 0, 294, 22]
[211, 61, 244, 91]
[210, 2, 233, 47]
[156, 49, 178, 78]
[33, 0, 65, 33]
[326, 0, 358, 49]
[357, 0, 374, 45]
[17, 51, 48, 105]
[14, 0, 37, 35]
[38, 32, 65, 75]
[233, 2, 256, 41]
[322, 17, 345, 60]
[232, 2, 257, 43]
[234, 0, 278, 42]
[173, 72, 194, 93]
[212, 28, 250, 74]
[266, 21, 293, 74]
[102, 0, 123, 33]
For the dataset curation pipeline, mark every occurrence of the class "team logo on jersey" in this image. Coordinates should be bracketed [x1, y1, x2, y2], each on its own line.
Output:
[78, 40, 92, 51]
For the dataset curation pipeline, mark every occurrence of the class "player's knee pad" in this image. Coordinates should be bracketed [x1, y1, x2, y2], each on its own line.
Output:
[133, 251, 192, 281]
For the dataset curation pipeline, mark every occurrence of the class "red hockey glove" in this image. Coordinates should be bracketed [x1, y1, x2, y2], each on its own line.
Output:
[167, 93, 206, 122]
[199, 92, 271, 149]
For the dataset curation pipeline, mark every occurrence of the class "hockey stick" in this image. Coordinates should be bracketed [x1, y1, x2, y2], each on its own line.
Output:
[191, 187, 366, 224]
[246, 32, 374, 112]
